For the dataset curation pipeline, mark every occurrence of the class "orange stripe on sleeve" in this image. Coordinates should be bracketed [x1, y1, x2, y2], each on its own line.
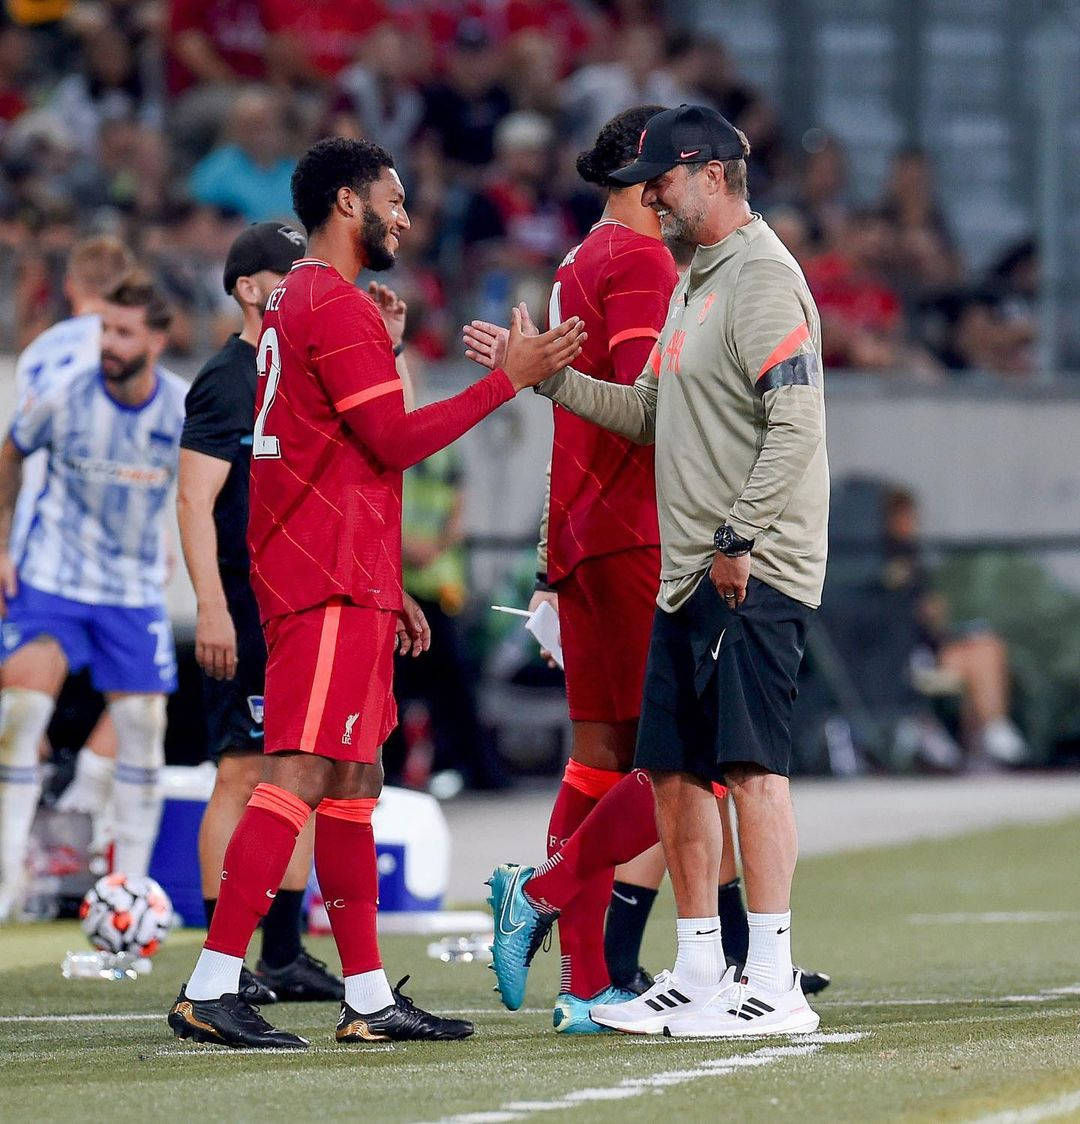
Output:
[299, 603, 342, 752]
[608, 326, 661, 352]
[648, 342, 661, 376]
[334, 379, 401, 413]
[317, 796, 377, 824]
[757, 322, 810, 381]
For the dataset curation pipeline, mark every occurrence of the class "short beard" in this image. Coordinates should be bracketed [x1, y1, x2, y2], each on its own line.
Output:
[102, 351, 148, 383]
[359, 204, 395, 272]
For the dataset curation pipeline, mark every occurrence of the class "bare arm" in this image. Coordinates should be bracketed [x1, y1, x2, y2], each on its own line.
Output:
[173, 29, 238, 83]
[0, 438, 24, 611]
[177, 448, 236, 680]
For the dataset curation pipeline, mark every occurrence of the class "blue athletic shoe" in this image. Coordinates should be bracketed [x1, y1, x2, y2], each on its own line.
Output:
[553, 986, 637, 1034]
[485, 864, 558, 1011]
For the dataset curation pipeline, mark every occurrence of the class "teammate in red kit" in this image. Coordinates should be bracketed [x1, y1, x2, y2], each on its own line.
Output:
[466, 106, 686, 1032]
[168, 136, 586, 1050]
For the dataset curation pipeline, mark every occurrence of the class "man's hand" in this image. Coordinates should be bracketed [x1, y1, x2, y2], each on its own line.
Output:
[397, 593, 431, 657]
[463, 302, 537, 369]
[528, 589, 559, 668]
[0, 552, 16, 616]
[369, 281, 407, 347]
[708, 551, 751, 608]
[502, 307, 585, 391]
[196, 600, 237, 680]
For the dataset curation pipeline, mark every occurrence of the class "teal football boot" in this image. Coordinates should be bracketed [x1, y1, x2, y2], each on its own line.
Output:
[485, 864, 558, 1011]
[553, 986, 637, 1034]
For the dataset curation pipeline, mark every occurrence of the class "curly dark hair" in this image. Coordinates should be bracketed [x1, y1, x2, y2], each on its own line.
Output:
[290, 137, 395, 235]
[575, 104, 668, 190]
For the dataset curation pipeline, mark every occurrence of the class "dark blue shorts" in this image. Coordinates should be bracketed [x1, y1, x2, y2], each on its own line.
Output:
[1, 582, 177, 694]
[201, 578, 267, 761]
[635, 575, 811, 782]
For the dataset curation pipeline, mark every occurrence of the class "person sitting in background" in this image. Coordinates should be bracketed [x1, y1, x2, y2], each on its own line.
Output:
[188, 87, 297, 223]
[803, 207, 904, 370]
[418, 19, 512, 178]
[884, 488, 1029, 767]
[167, 0, 267, 95]
[334, 22, 425, 181]
[462, 112, 575, 273]
[917, 286, 1034, 377]
[261, 0, 388, 87]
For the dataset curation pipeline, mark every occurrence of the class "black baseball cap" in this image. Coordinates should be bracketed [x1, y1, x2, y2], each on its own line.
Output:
[223, 221, 307, 293]
[609, 104, 746, 185]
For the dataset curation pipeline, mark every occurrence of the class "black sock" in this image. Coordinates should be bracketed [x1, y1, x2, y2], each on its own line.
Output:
[718, 877, 749, 964]
[604, 881, 659, 986]
[259, 889, 305, 969]
[203, 897, 216, 928]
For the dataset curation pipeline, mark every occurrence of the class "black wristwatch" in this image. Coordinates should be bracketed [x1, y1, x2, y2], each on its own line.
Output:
[713, 524, 755, 557]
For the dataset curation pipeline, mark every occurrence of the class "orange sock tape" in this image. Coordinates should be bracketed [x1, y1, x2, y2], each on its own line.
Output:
[316, 796, 377, 824]
[711, 782, 729, 800]
[248, 782, 312, 834]
[563, 758, 624, 800]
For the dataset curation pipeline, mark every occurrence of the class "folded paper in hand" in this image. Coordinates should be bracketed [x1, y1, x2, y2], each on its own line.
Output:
[526, 600, 563, 669]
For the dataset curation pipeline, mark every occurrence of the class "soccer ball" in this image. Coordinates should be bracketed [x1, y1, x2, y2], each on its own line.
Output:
[79, 873, 173, 958]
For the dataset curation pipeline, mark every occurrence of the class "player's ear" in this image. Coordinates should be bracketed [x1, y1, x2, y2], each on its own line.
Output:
[336, 185, 356, 218]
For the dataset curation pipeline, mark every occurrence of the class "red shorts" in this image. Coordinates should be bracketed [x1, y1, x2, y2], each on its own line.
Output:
[262, 598, 398, 763]
[557, 546, 660, 723]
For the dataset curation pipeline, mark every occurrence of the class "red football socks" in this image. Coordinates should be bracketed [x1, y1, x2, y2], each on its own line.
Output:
[204, 783, 311, 959]
[314, 797, 381, 977]
[540, 760, 623, 999]
[527, 769, 659, 915]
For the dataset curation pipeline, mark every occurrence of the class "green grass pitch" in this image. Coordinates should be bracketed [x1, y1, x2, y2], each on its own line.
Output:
[3, 816, 1080, 1123]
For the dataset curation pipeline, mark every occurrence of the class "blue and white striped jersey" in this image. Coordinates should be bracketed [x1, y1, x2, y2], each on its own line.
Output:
[10, 315, 103, 560]
[10, 365, 188, 607]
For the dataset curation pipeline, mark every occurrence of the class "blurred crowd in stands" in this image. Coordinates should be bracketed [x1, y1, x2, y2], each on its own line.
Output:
[0, 0, 1042, 377]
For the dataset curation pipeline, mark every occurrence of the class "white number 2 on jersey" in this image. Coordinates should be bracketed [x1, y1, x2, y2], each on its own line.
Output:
[253, 327, 282, 459]
[548, 242, 581, 329]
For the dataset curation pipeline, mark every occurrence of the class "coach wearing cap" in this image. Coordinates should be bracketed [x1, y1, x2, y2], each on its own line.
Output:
[537, 105, 829, 1038]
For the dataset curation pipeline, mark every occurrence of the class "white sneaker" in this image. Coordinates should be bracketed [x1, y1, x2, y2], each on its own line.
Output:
[589, 968, 729, 1035]
[663, 969, 820, 1038]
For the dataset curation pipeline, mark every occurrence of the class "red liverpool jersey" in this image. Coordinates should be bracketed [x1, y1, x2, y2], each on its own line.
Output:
[249, 258, 514, 622]
[546, 221, 678, 582]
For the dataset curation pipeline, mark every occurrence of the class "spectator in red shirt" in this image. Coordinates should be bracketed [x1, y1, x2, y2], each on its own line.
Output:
[167, 0, 267, 94]
[263, 0, 388, 86]
[804, 207, 904, 370]
[504, 0, 596, 74]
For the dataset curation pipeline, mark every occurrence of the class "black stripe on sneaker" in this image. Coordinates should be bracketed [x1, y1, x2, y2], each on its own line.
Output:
[656, 994, 678, 1009]
[668, 990, 692, 1004]
[743, 998, 775, 1015]
[646, 999, 665, 1011]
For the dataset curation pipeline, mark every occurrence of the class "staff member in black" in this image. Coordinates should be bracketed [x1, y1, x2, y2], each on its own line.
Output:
[178, 222, 344, 1001]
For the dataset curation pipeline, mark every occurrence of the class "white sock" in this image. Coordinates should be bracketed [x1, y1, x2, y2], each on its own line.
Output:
[0, 688, 54, 917]
[56, 745, 115, 813]
[745, 910, 793, 994]
[186, 948, 243, 1000]
[345, 968, 394, 1013]
[673, 916, 725, 990]
[109, 696, 165, 876]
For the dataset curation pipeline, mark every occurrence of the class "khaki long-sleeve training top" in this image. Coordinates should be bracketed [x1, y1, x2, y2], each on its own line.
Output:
[538, 214, 829, 611]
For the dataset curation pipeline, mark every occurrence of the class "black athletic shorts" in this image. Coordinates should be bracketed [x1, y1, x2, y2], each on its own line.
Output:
[202, 576, 267, 762]
[635, 574, 811, 782]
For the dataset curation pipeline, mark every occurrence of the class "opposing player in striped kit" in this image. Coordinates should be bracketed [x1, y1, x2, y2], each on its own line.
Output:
[0, 274, 185, 920]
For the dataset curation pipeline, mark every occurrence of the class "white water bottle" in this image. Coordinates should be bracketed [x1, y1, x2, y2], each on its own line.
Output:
[61, 951, 138, 981]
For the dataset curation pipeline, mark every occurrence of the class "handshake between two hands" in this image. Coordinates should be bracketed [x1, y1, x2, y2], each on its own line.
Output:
[462, 303, 586, 392]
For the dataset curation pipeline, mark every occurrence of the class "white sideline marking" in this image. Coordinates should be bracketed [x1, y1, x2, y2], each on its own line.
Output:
[801, 1032, 869, 1043]
[429, 1035, 851, 1122]
[969, 1089, 1080, 1123]
[909, 912, 1080, 925]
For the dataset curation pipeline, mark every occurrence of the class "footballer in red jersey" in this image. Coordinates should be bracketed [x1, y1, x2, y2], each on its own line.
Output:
[169, 137, 586, 1051]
